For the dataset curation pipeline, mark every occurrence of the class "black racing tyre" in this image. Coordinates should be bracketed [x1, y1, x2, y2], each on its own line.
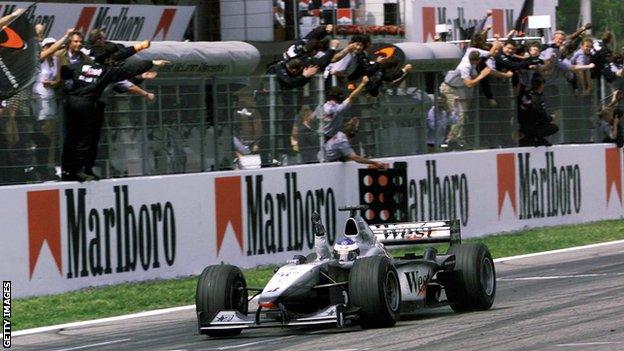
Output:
[445, 243, 496, 312]
[195, 265, 248, 337]
[349, 256, 401, 328]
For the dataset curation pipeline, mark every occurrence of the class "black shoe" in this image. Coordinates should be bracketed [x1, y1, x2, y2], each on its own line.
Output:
[84, 169, 101, 181]
[61, 172, 81, 182]
[446, 139, 465, 151]
[61, 172, 95, 182]
[535, 137, 552, 147]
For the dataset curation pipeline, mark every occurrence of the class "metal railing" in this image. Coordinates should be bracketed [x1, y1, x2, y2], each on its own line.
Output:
[0, 72, 606, 185]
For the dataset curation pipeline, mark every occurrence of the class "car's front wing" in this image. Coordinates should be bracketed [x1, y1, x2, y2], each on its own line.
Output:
[200, 304, 353, 331]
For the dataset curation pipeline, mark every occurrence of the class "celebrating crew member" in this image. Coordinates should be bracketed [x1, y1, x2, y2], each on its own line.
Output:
[58, 31, 169, 181]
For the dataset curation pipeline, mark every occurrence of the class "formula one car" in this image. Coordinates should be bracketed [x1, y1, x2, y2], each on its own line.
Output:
[196, 206, 495, 337]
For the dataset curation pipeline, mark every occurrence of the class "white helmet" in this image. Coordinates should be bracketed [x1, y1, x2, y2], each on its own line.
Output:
[333, 238, 359, 261]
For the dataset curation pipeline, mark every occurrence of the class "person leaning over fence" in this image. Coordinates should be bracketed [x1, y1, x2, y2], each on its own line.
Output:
[496, 39, 537, 75]
[320, 76, 368, 142]
[282, 25, 333, 62]
[596, 90, 624, 147]
[324, 117, 385, 169]
[518, 42, 554, 96]
[266, 58, 319, 90]
[517, 75, 559, 147]
[323, 35, 369, 87]
[58, 30, 169, 182]
[461, 29, 501, 106]
[440, 50, 492, 149]
[570, 37, 594, 95]
[589, 31, 622, 84]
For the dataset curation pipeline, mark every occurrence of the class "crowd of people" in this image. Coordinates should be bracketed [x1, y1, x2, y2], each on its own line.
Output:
[234, 18, 624, 170]
[0, 8, 168, 182]
[436, 11, 624, 149]
[234, 24, 413, 170]
[2, 8, 624, 181]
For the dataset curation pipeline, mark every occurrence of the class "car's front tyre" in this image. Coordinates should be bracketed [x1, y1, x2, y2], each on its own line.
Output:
[196, 264, 248, 337]
[349, 256, 401, 328]
[445, 243, 496, 312]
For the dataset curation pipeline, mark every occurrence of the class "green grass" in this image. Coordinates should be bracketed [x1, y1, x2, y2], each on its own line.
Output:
[13, 219, 624, 331]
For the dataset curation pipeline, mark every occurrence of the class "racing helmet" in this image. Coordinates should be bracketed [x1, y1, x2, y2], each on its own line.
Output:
[333, 238, 360, 261]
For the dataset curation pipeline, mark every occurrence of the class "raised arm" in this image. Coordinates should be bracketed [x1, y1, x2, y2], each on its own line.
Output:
[463, 67, 491, 88]
[331, 42, 358, 63]
[40, 28, 73, 61]
[344, 76, 369, 105]
[567, 23, 591, 42]
[0, 8, 25, 28]
[474, 10, 492, 35]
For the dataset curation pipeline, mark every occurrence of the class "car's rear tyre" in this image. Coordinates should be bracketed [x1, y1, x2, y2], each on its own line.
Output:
[445, 243, 496, 312]
[196, 264, 248, 337]
[349, 256, 400, 328]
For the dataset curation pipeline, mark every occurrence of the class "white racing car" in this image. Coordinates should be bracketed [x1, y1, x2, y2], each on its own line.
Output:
[196, 205, 495, 337]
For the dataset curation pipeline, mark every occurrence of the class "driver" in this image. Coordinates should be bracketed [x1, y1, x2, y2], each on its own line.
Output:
[333, 238, 360, 261]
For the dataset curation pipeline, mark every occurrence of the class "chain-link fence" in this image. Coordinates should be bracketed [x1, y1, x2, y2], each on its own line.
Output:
[0, 72, 608, 186]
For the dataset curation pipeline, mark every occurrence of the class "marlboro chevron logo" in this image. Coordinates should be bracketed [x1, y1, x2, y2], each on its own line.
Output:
[215, 173, 337, 257]
[27, 186, 177, 280]
[497, 151, 582, 219]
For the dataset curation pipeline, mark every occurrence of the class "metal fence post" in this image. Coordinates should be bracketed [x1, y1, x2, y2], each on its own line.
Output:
[212, 77, 219, 171]
[199, 78, 206, 172]
[558, 82, 565, 144]
[157, 84, 164, 175]
[317, 75, 325, 162]
[474, 88, 480, 149]
[269, 75, 277, 161]
[141, 94, 148, 175]
[432, 74, 439, 153]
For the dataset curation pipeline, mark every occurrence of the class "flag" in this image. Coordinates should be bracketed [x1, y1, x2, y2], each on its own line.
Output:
[0, 7, 39, 100]
[514, 0, 534, 36]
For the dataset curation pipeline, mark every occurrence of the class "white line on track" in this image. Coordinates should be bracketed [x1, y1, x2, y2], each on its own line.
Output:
[52, 338, 132, 351]
[13, 305, 194, 337]
[499, 272, 624, 281]
[13, 239, 624, 337]
[203, 336, 296, 350]
[556, 341, 624, 347]
[492, 239, 624, 263]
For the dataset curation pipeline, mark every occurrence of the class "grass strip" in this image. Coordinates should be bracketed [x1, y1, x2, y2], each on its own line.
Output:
[13, 219, 624, 331]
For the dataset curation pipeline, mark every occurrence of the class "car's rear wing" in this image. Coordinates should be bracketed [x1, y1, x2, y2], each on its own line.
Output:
[369, 219, 461, 246]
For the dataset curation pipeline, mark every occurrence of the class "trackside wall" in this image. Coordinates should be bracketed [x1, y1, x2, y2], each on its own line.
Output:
[2, 144, 622, 298]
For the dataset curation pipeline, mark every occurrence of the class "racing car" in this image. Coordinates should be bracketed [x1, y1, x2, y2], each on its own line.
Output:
[196, 205, 495, 336]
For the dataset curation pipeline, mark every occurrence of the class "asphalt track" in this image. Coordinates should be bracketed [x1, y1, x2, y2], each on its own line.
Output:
[12, 241, 624, 351]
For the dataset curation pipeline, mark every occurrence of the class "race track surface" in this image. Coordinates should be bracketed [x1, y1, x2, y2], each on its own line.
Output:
[12, 242, 624, 351]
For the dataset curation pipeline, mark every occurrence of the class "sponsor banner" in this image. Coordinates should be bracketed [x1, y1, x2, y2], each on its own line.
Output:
[0, 164, 348, 298]
[403, 0, 558, 42]
[0, 2, 194, 41]
[0, 145, 621, 298]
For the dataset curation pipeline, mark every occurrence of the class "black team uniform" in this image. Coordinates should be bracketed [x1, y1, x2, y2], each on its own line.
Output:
[517, 87, 559, 146]
[282, 25, 330, 61]
[81, 42, 142, 178]
[60, 59, 154, 181]
[348, 53, 406, 97]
